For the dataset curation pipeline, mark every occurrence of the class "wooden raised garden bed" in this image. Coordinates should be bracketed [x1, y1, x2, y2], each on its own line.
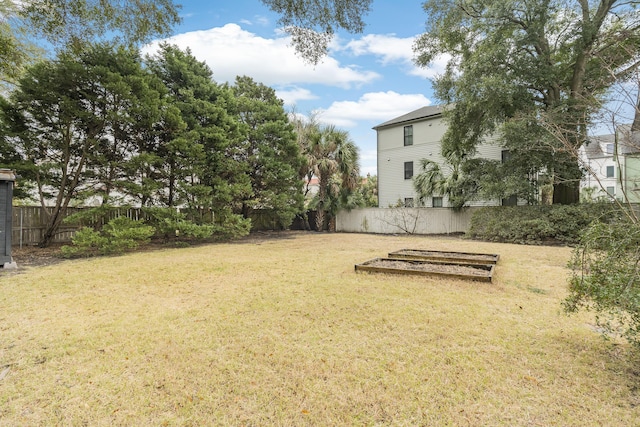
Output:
[388, 249, 499, 265]
[355, 258, 495, 282]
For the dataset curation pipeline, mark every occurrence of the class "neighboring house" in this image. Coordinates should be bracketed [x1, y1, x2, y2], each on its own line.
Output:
[580, 125, 640, 202]
[303, 176, 320, 204]
[374, 105, 505, 208]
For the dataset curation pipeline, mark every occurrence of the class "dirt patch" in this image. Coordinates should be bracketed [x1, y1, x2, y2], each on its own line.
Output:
[366, 259, 491, 277]
[389, 249, 499, 264]
[1, 244, 65, 276]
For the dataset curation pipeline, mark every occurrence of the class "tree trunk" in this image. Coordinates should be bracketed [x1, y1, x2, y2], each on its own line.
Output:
[39, 206, 66, 247]
[315, 207, 325, 231]
[552, 181, 580, 205]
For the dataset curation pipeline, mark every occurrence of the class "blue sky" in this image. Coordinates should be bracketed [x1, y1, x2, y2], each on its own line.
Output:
[142, 1, 448, 176]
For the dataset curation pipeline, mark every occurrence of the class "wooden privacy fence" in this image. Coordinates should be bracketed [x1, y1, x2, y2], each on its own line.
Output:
[10, 206, 313, 246]
[11, 206, 148, 247]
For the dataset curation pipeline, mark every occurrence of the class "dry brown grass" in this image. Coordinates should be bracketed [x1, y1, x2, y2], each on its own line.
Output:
[1, 232, 639, 426]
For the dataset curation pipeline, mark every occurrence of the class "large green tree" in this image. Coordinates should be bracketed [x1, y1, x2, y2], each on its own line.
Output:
[145, 44, 251, 231]
[414, 0, 640, 204]
[269, 1, 640, 204]
[1, 0, 180, 85]
[4, 44, 166, 246]
[231, 75, 304, 228]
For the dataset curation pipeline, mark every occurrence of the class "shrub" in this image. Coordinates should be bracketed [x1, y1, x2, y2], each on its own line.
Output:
[143, 207, 215, 240]
[210, 214, 251, 240]
[564, 218, 640, 347]
[467, 203, 616, 245]
[61, 217, 154, 257]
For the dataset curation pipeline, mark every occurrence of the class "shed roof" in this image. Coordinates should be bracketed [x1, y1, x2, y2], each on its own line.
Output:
[373, 105, 445, 130]
[0, 169, 15, 182]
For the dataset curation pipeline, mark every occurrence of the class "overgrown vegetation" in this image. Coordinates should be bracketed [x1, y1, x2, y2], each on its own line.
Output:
[467, 203, 616, 244]
[60, 205, 249, 257]
[564, 219, 640, 347]
[61, 217, 154, 257]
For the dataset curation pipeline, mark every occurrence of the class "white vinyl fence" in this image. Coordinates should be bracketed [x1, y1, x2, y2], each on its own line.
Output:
[336, 207, 481, 235]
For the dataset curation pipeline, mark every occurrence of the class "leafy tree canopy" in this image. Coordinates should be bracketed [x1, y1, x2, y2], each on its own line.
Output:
[0, 0, 180, 85]
[260, 0, 373, 63]
[231, 75, 304, 228]
[413, 0, 640, 204]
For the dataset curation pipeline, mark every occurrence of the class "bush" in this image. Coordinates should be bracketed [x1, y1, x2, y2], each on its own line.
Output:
[210, 214, 251, 240]
[61, 217, 154, 257]
[564, 218, 640, 347]
[467, 203, 616, 245]
[143, 207, 215, 240]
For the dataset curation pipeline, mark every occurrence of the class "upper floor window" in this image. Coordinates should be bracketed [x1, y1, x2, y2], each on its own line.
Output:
[404, 161, 413, 179]
[404, 198, 414, 207]
[404, 125, 413, 146]
[606, 143, 614, 155]
[606, 165, 615, 178]
[432, 197, 443, 208]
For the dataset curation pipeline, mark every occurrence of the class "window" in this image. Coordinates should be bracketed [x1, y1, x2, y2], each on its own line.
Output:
[404, 161, 413, 179]
[606, 144, 614, 155]
[501, 150, 511, 163]
[432, 197, 443, 207]
[502, 195, 517, 206]
[606, 165, 615, 178]
[606, 186, 615, 196]
[404, 125, 413, 146]
[404, 198, 414, 207]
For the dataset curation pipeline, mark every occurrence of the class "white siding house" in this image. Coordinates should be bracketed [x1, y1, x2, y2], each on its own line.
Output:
[581, 126, 640, 202]
[374, 105, 504, 208]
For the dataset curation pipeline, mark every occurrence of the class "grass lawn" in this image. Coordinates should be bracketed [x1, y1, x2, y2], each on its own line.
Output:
[1, 232, 639, 426]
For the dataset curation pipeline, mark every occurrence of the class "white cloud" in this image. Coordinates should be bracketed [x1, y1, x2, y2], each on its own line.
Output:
[275, 86, 318, 106]
[408, 53, 452, 79]
[343, 34, 414, 65]
[240, 15, 270, 26]
[341, 33, 450, 80]
[316, 91, 433, 127]
[143, 24, 380, 89]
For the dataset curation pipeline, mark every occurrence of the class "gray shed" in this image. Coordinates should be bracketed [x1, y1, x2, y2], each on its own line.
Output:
[0, 169, 17, 269]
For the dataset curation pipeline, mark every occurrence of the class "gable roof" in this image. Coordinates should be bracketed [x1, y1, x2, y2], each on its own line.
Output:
[373, 105, 445, 130]
[584, 124, 640, 158]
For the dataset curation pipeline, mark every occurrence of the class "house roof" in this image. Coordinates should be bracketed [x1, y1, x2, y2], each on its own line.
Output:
[583, 135, 608, 159]
[0, 169, 16, 182]
[584, 124, 640, 158]
[372, 105, 445, 130]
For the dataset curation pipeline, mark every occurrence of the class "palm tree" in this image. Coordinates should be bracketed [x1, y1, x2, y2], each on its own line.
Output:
[301, 123, 360, 231]
[413, 156, 474, 210]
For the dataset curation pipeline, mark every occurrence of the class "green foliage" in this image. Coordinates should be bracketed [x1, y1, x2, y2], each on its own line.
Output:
[349, 174, 378, 208]
[415, 0, 640, 204]
[4, 44, 167, 246]
[295, 118, 360, 230]
[260, 0, 373, 63]
[230, 76, 304, 227]
[145, 44, 251, 217]
[21, 0, 180, 49]
[143, 207, 215, 240]
[467, 203, 616, 245]
[564, 219, 640, 347]
[61, 217, 154, 257]
[413, 157, 478, 210]
[210, 214, 251, 240]
[1, 0, 179, 87]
